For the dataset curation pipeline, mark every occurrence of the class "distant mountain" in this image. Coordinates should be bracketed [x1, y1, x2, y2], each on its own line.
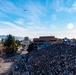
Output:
[15, 36, 23, 40]
[0, 35, 23, 40]
[0, 35, 6, 39]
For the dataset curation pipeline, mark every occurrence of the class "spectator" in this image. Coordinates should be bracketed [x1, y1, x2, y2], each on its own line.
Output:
[12, 43, 76, 75]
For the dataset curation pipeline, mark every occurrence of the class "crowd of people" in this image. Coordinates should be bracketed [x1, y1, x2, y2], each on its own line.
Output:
[8, 43, 76, 75]
[26, 43, 76, 75]
[11, 54, 28, 75]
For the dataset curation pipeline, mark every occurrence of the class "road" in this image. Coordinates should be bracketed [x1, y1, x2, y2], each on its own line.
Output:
[0, 50, 28, 75]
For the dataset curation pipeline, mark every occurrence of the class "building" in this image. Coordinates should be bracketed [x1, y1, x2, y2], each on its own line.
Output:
[33, 36, 57, 50]
[22, 37, 30, 49]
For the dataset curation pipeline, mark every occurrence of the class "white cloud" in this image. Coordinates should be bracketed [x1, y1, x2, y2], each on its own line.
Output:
[0, 1, 28, 18]
[0, 21, 47, 38]
[0, 21, 25, 30]
[0, 21, 76, 38]
[53, 0, 63, 12]
[15, 19, 25, 25]
[0, 28, 27, 37]
[27, 22, 35, 25]
[1, 0, 76, 38]
[0, 0, 50, 27]
[0, 0, 53, 26]
[26, 24, 47, 32]
[0, 21, 27, 37]
[54, 0, 76, 12]
[25, 1, 48, 23]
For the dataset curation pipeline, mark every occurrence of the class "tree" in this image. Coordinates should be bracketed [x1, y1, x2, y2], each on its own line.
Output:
[15, 40, 21, 47]
[0, 38, 4, 47]
[4, 34, 17, 55]
[4, 34, 16, 47]
[27, 43, 34, 52]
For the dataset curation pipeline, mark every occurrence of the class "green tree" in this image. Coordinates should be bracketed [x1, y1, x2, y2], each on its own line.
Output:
[27, 43, 34, 52]
[16, 40, 21, 47]
[4, 34, 17, 55]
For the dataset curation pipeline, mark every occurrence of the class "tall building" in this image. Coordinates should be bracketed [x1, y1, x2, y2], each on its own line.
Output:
[33, 36, 57, 50]
[22, 37, 30, 48]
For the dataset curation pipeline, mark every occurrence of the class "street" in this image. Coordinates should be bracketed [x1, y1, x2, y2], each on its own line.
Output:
[0, 50, 28, 75]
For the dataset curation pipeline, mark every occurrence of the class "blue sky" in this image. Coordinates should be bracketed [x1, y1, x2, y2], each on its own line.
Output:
[0, 0, 76, 38]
